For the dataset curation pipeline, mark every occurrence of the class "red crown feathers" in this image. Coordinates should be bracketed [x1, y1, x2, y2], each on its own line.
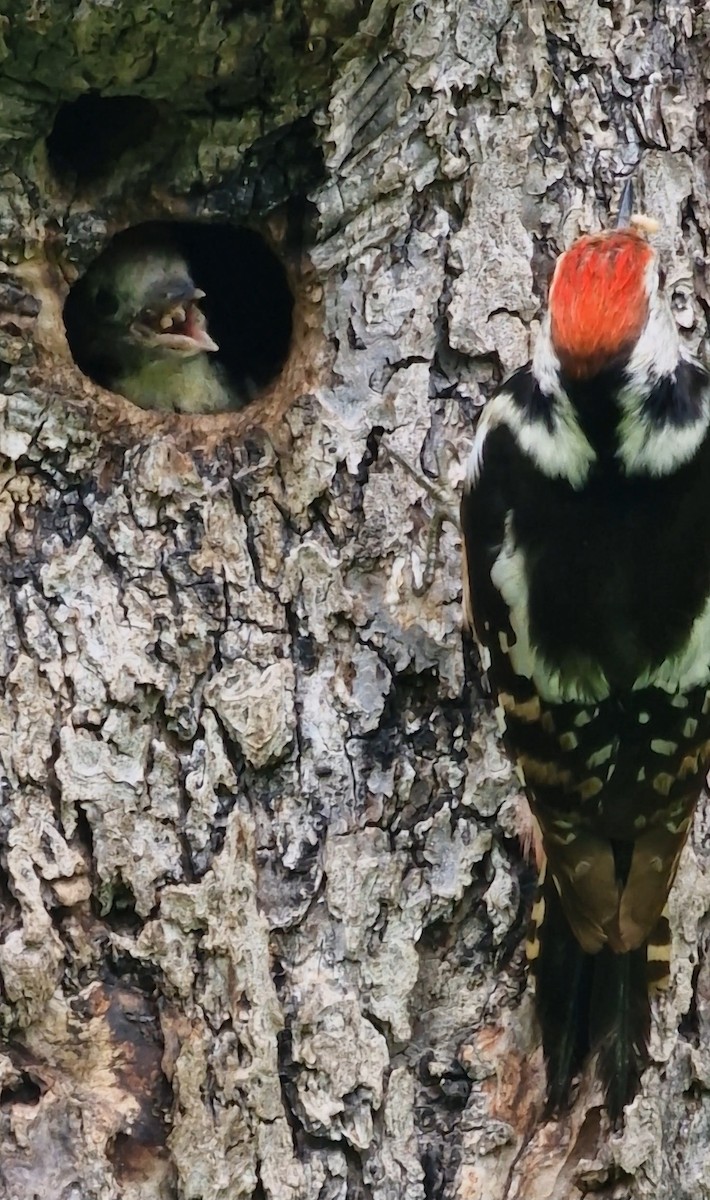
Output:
[549, 229, 654, 379]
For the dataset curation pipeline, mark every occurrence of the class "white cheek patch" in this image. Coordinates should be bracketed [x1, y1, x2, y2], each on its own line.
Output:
[618, 388, 709, 476]
[531, 312, 562, 396]
[617, 284, 710, 476]
[465, 371, 595, 491]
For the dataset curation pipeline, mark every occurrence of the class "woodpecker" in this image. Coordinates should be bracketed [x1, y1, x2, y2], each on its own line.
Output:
[75, 236, 244, 413]
[461, 186, 710, 1117]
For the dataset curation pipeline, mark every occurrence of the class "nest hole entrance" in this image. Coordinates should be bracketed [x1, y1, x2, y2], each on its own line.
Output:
[47, 94, 161, 183]
[64, 221, 294, 413]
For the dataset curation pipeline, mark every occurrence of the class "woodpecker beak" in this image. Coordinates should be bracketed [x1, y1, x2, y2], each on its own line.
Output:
[131, 283, 219, 355]
[548, 185, 656, 380]
[616, 179, 635, 229]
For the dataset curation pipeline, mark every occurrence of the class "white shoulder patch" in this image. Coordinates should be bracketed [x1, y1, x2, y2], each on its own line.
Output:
[490, 514, 610, 704]
[633, 591, 710, 693]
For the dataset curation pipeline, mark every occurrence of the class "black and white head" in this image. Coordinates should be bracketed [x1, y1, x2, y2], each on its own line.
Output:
[530, 183, 707, 478]
[467, 184, 709, 490]
[535, 183, 670, 387]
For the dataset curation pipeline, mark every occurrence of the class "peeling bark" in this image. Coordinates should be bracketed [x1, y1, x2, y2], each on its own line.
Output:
[0, 2, 709, 1198]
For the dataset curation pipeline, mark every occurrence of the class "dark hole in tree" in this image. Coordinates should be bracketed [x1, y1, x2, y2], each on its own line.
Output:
[108, 1133, 172, 1183]
[93, 878, 142, 933]
[64, 221, 294, 411]
[0, 1072, 42, 1107]
[47, 93, 160, 182]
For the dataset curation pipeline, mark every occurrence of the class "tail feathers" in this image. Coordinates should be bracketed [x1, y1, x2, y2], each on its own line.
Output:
[589, 945, 650, 1119]
[529, 871, 594, 1112]
[530, 873, 660, 1116]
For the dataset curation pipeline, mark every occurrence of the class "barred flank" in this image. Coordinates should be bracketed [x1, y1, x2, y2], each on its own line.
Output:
[646, 909, 672, 991]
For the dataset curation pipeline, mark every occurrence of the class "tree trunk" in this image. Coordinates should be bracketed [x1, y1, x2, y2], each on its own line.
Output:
[0, 2, 709, 1198]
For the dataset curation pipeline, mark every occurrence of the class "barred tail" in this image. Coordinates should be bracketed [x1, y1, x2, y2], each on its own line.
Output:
[529, 873, 668, 1117]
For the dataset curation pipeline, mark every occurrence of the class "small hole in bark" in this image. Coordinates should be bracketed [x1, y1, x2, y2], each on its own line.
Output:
[64, 221, 294, 414]
[97, 878, 141, 932]
[47, 93, 160, 183]
[108, 1133, 172, 1185]
[0, 1072, 42, 1106]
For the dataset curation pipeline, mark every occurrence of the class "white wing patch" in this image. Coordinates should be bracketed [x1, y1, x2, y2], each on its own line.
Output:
[489, 514, 611, 704]
[487, 511, 710, 701]
[486, 511, 710, 702]
[633, 591, 710, 693]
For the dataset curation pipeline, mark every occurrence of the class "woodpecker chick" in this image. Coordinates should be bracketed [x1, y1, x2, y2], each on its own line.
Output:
[462, 202, 710, 1117]
[82, 240, 241, 413]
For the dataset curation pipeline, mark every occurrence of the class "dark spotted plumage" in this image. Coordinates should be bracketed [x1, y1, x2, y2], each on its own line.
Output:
[462, 222, 710, 1116]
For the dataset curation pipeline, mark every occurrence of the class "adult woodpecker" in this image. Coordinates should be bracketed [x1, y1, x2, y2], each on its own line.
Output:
[76, 236, 242, 413]
[461, 185, 710, 1116]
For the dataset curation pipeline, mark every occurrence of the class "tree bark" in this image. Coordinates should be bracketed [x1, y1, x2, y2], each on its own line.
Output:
[0, 2, 709, 1198]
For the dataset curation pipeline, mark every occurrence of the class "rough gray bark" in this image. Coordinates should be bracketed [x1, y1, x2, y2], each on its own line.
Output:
[0, 2, 709, 1198]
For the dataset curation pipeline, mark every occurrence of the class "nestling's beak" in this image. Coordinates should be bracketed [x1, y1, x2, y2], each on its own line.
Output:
[130, 281, 219, 355]
[616, 179, 634, 229]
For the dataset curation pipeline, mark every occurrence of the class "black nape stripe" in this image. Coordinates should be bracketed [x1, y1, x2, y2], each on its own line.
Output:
[563, 365, 627, 461]
[507, 364, 555, 431]
[642, 360, 707, 428]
